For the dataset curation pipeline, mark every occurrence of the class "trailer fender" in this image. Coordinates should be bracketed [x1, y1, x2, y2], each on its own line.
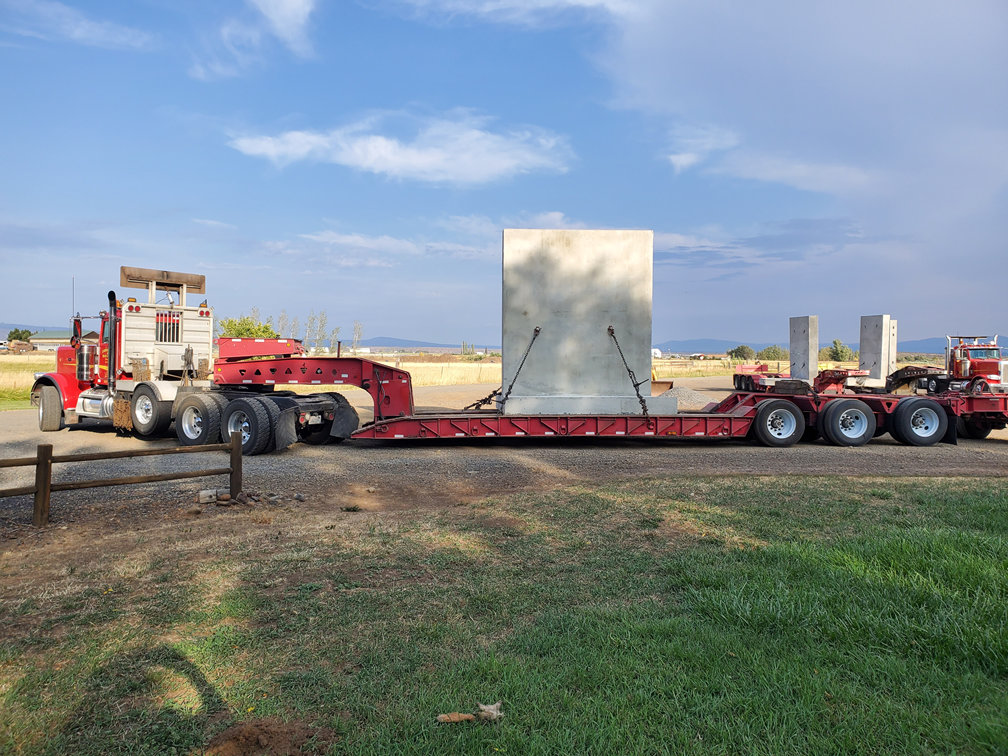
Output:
[31, 373, 77, 411]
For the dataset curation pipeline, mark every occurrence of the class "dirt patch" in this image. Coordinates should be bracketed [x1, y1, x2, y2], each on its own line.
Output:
[204, 717, 338, 756]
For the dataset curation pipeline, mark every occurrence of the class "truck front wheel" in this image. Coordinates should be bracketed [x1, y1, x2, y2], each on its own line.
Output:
[38, 385, 62, 432]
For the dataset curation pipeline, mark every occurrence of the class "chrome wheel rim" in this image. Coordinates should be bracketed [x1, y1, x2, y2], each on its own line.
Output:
[135, 395, 154, 424]
[181, 406, 203, 439]
[227, 411, 251, 445]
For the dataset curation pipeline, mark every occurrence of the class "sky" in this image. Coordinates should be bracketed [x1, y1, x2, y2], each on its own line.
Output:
[1, 0, 1006, 346]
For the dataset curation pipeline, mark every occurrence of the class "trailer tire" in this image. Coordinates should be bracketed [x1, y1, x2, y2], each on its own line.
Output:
[819, 398, 876, 446]
[131, 385, 171, 438]
[222, 397, 271, 455]
[258, 396, 282, 451]
[38, 385, 62, 432]
[892, 397, 947, 446]
[959, 417, 992, 440]
[752, 399, 805, 447]
[175, 394, 222, 446]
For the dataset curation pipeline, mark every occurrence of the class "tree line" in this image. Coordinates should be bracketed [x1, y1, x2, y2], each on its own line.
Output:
[726, 339, 859, 362]
[216, 308, 365, 353]
[6, 328, 35, 342]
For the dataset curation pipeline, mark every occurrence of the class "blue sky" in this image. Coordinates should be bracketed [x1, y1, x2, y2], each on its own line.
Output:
[1, 0, 1006, 345]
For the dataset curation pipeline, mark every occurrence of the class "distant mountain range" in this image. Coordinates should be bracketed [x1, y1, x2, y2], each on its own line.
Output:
[5, 323, 1001, 356]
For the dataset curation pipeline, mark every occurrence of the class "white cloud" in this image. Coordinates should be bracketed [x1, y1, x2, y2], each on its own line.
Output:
[395, 0, 632, 25]
[192, 218, 237, 230]
[0, 0, 153, 50]
[714, 152, 878, 196]
[667, 124, 739, 174]
[189, 0, 315, 80]
[230, 112, 572, 184]
[300, 231, 421, 256]
[247, 0, 315, 56]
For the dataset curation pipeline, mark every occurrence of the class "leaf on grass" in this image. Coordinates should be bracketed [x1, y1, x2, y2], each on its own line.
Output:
[477, 701, 504, 722]
[437, 712, 476, 724]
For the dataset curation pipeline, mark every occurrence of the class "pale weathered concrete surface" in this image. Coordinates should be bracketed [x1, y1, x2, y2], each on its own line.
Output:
[789, 315, 818, 383]
[499, 229, 676, 415]
[860, 314, 898, 380]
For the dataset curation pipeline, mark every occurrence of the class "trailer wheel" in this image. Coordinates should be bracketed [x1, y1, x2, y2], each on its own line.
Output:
[752, 399, 805, 447]
[258, 396, 282, 452]
[38, 385, 62, 432]
[892, 397, 946, 446]
[222, 397, 271, 455]
[131, 385, 171, 438]
[175, 394, 222, 446]
[819, 399, 876, 446]
[959, 417, 992, 440]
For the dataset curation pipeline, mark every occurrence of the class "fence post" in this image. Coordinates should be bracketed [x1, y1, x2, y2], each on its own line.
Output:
[33, 444, 53, 527]
[229, 434, 242, 498]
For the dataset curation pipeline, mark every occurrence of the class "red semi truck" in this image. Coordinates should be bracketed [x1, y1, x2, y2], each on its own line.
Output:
[31, 267, 1008, 453]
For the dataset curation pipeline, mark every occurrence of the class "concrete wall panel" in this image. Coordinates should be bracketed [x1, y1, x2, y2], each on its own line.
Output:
[789, 315, 819, 384]
[859, 314, 897, 380]
[500, 229, 674, 414]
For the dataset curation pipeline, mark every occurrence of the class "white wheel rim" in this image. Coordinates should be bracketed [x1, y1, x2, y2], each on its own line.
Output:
[909, 407, 940, 438]
[135, 395, 154, 424]
[181, 406, 203, 439]
[765, 409, 797, 438]
[228, 411, 251, 444]
[836, 408, 869, 439]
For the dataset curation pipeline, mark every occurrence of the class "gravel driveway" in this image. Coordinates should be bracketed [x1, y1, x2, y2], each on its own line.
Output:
[2, 379, 1006, 535]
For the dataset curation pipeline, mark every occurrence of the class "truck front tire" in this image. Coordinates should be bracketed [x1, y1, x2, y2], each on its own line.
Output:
[38, 385, 62, 432]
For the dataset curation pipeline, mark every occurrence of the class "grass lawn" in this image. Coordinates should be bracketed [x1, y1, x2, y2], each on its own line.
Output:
[1, 476, 1006, 754]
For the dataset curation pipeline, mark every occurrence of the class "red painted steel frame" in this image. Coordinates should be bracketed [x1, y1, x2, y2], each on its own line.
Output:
[213, 355, 415, 420]
[353, 411, 755, 440]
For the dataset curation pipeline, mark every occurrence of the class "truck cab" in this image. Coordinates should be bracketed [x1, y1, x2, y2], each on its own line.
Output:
[945, 336, 1007, 394]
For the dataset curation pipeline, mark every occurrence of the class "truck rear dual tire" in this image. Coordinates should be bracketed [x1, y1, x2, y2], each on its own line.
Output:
[889, 397, 947, 446]
[819, 399, 876, 447]
[222, 397, 271, 455]
[175, 394, 223, 446]
[132, 385, 172, 438]
[752, 399, 805, 447]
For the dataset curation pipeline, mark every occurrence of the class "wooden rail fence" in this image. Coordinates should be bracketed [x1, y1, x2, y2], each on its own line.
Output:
[0, 435, 242, 527]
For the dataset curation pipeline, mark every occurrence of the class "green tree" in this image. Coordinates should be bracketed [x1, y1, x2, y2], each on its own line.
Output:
[727, 344, 756, 360]
[216, 316, 279, 338]
[7, 328, 33, 341]
[827, 339, 856, 362]
[756, 344, 789, 361]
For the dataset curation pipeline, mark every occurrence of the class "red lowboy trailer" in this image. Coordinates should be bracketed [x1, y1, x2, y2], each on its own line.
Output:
[32, 267, 1008, 454]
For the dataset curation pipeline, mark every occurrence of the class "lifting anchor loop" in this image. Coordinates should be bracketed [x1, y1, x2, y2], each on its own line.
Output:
[498, 326, 541, 412]
[608, 325, 650, 419]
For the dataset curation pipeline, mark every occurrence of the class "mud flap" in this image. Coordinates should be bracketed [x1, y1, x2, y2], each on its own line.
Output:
[942, 412, 958, 445]
[274, 406, 299, 451]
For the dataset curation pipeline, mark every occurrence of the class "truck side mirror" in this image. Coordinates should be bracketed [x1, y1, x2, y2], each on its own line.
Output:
[71, 318, 82, 347]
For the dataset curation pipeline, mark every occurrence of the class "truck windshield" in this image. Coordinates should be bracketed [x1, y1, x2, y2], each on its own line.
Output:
[968, 348, 1000, 359]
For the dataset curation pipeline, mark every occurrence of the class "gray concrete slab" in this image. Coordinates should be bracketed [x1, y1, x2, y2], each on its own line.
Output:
[860, 314, 897, 381]
[789, 315, 819, 384]
[500, 229, 675, 415]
